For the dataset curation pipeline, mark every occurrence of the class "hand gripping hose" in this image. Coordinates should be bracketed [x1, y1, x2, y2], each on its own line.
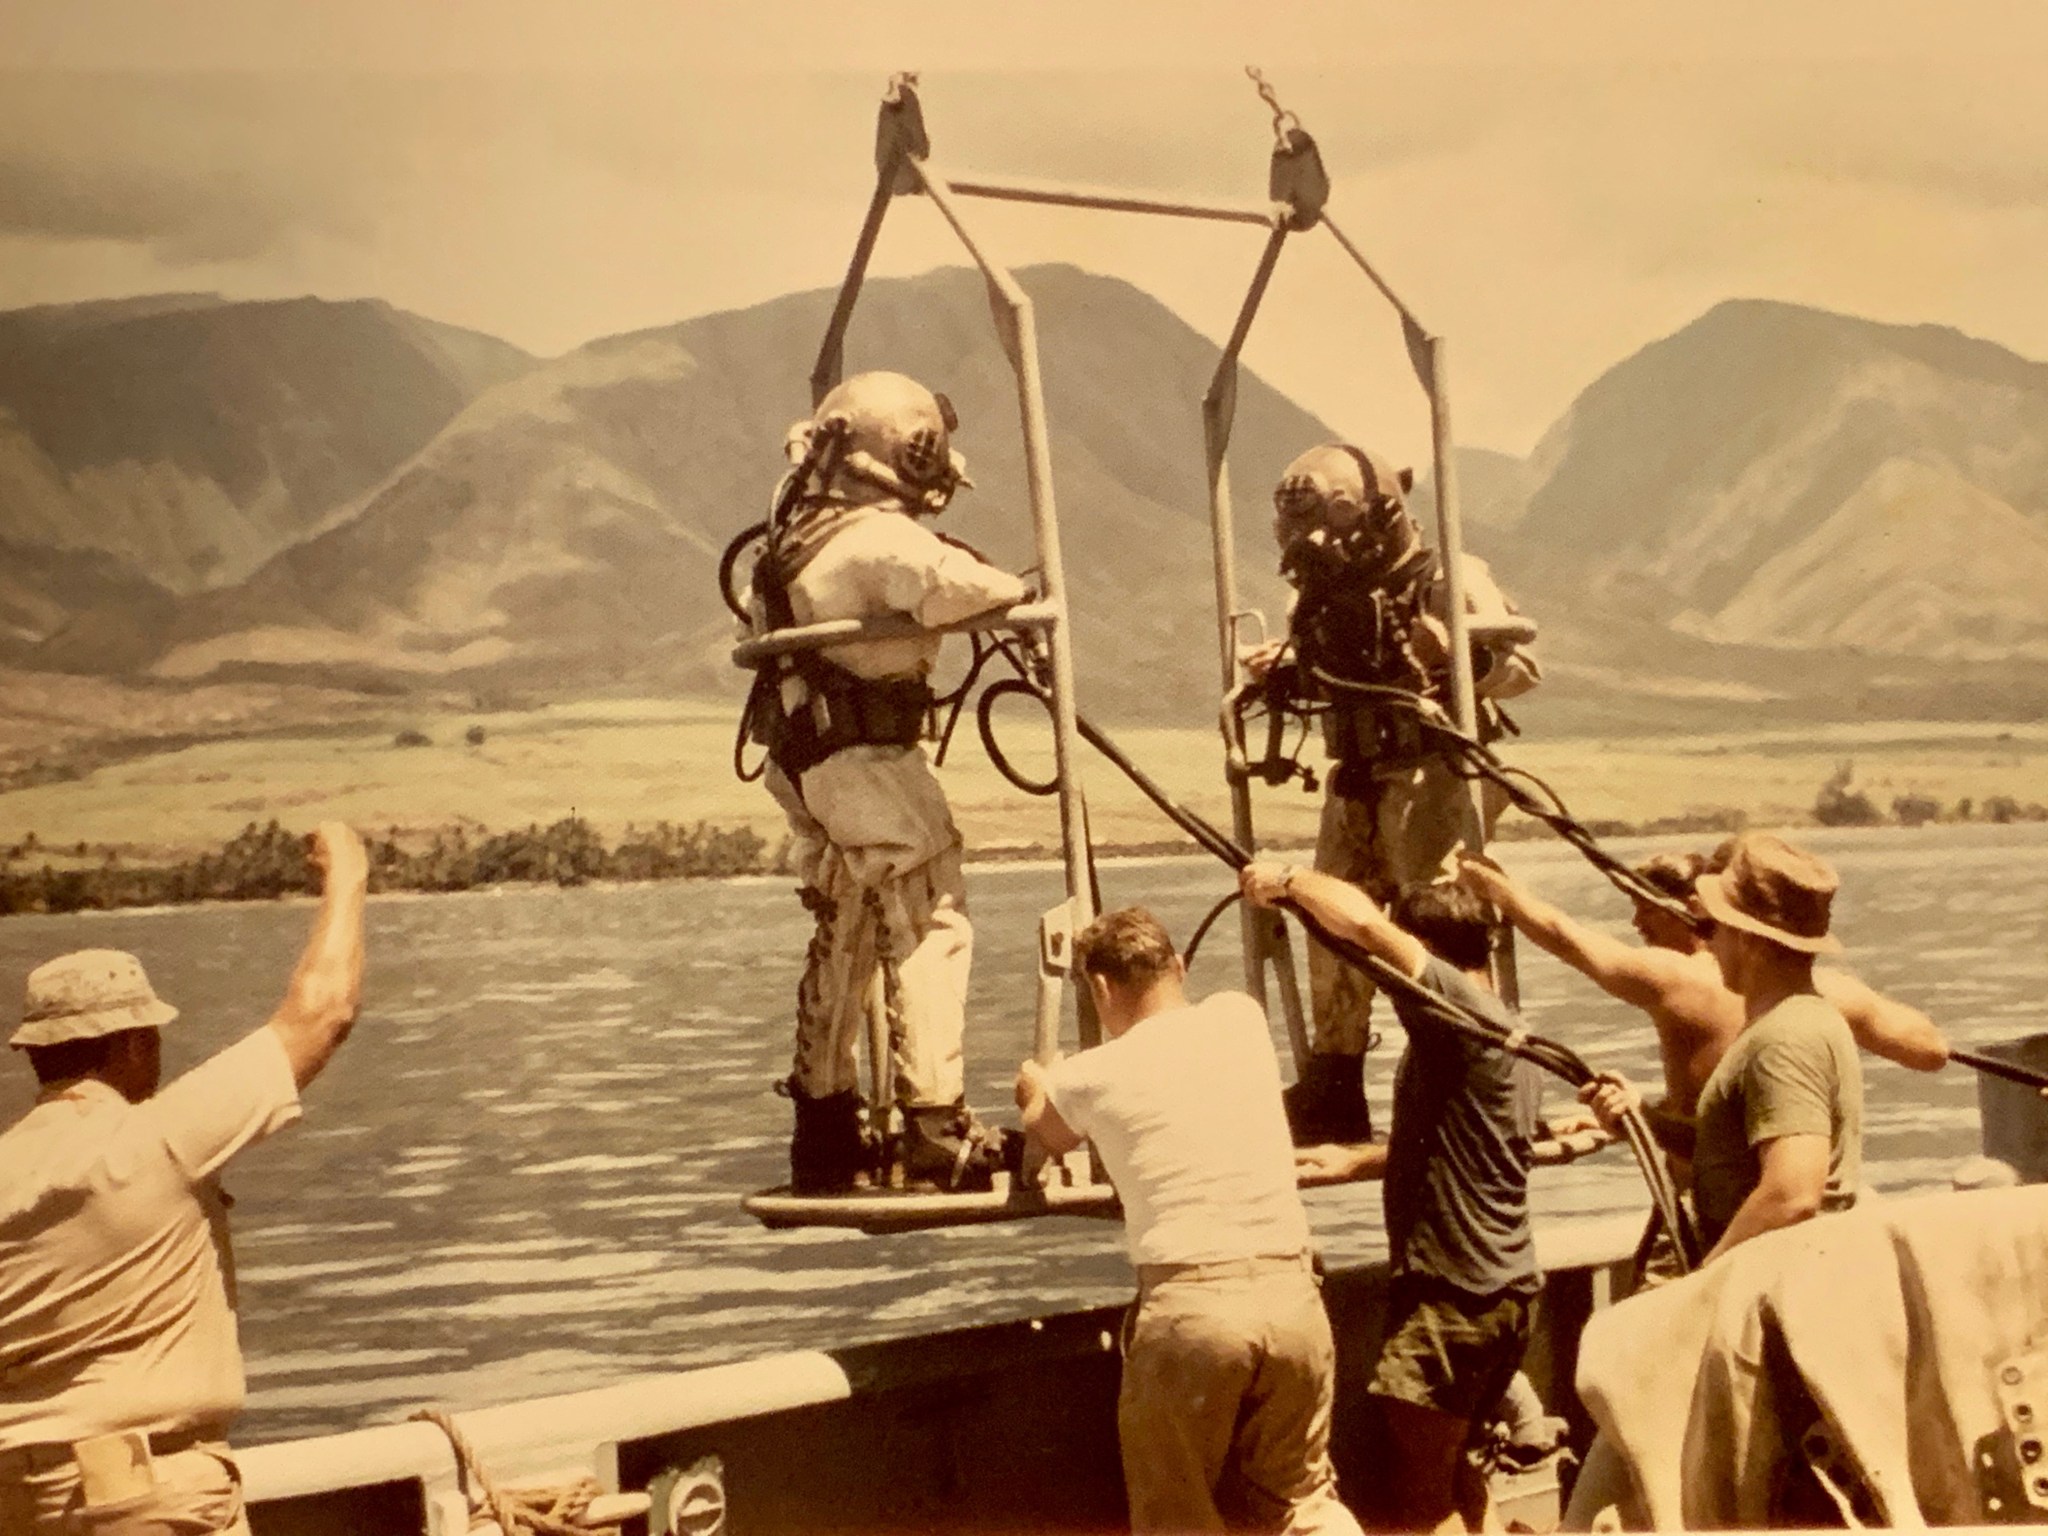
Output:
[979, 649, 1703, 1272]
[1335, 686, 2048, 1097]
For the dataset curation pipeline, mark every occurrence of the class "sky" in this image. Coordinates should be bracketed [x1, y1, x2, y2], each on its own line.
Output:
[2, 1, 2046, 459]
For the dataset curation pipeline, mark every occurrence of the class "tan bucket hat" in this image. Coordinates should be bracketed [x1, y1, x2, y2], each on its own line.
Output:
[9, 949, 180, 1049]
[1694, 833, 1843, 955]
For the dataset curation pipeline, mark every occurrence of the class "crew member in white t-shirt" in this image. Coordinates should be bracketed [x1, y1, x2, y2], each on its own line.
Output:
[1015, 907, 1363, 1536]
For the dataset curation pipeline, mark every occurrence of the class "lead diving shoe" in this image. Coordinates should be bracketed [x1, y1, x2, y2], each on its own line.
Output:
[899, 1100, 1004, 1193]
[1282, 1052, 1373, 1147]
[786, 1084, 876, 1195]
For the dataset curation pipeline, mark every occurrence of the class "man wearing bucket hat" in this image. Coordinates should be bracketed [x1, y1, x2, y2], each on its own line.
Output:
[0, 822, 367, 1535]
[1455, 845, 1945, 1122]
[1581, 831, 1864, 1263]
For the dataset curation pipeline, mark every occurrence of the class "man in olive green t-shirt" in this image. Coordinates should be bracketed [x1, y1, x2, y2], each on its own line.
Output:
[1584, 832, 1863, 1263]
[1690, 993, 1861, 1253]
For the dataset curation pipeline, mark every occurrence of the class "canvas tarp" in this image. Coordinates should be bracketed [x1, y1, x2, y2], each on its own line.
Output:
[1568, 1186, 2048, 1529]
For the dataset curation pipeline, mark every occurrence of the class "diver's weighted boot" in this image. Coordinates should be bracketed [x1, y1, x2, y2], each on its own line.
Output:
[899, 1099, 1003, 1193]
[787, 1085, 875, 1195]
[1283, 1053, 1373, 1147]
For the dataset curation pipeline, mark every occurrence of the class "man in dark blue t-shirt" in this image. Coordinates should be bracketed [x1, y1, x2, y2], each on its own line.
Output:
[1242, 861, 1540, 1534]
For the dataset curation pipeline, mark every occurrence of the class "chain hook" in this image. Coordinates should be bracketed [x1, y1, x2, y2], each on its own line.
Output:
[1245, 65, 1301, 145]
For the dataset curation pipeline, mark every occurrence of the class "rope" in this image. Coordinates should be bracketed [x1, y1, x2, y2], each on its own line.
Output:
[410, 1409, 625, 1536]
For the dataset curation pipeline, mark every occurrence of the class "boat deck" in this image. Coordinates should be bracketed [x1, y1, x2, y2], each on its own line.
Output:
[239, 1213, 1647, 1535]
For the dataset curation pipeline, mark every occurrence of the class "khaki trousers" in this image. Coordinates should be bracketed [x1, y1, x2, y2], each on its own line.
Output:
[1118, 1256, 1363, 1536]
[0, 1442, 249, 1535]
[1307, 764, 1502, 1056]
[768, 745, 973, 1107]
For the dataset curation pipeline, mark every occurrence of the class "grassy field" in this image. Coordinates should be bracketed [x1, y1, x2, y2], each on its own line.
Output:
[0, 697, 2045, 861]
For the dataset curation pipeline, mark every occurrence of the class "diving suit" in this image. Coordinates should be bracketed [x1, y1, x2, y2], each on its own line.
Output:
[1253, 443, 1539, 1144]
[749, 371, 1027, 1194]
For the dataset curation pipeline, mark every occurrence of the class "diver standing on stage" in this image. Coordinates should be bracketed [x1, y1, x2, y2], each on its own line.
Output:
[749, 371, 1027, 1196]
[1245, 443, 1540, 1146]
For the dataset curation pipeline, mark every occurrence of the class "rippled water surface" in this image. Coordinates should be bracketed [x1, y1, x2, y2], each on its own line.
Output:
[2, 824, 2043, 1440]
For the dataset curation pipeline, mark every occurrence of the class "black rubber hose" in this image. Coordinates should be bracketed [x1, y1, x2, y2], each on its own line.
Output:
[732, 673, 772, 784]
[1019, 666, 1702, 1270]
[1952, 1047, 2048, 1092]
[1299, 665, 1706, 932]
[976, 676, 1061, 796]
[718, 520, 767, 622]
[1181, 889, 1242, 970]
[967, 639, 1700, 1263]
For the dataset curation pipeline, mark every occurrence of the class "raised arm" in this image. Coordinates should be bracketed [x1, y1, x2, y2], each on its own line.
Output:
[1241, 862, 1428, 979]
[1814, 970, 1949, 1072]
[1455, 854, 1678, 1011]
[268, 822, 369, 1090]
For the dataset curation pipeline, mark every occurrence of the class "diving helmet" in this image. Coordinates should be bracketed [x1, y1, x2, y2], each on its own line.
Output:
[788, 370, 973, 514]
[1272, 442, 1420, 588]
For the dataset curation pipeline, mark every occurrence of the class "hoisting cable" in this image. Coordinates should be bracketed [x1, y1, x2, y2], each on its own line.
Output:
[931, 633, 999, 769]
[1245, 66, 1302, 147]
[977, 645, 1700, 1271]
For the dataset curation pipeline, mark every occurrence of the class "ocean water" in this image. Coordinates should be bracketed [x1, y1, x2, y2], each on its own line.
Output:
[1, 823, 2043, 1441]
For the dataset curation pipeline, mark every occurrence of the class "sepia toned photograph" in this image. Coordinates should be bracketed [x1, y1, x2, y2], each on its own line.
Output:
[3, 3, 2046, 1532]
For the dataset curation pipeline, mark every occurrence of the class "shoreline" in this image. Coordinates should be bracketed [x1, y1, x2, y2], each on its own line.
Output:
[6, 817, 2045, 922]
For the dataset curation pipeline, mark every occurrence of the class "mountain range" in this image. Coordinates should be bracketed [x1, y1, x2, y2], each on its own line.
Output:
[4, 274, 2047, 735]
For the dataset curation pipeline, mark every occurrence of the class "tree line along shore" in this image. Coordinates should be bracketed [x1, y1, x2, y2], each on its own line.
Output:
[2, 760, 2045, 918]
[0, 817, 774, 918]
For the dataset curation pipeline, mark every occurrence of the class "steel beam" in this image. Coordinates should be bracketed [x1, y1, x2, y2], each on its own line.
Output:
[947, 172, 1282, 227]
[1197, 225, 1311, 1067]
[809, 167, 898, 409]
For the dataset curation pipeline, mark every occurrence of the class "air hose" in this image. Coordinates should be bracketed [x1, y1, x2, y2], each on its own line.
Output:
[978, 649, 1702, 1273]
[1298, 665, 1705, 932]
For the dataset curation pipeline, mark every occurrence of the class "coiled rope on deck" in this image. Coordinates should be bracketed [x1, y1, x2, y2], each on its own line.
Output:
[410, 1408, 642, 1536]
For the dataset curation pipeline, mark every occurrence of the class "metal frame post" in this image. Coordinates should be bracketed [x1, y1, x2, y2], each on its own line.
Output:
[908, 160, 1096, 964]
[1200, 226, 1311, 1071]
[1320, 213, 1482, 733]
[1423, 336, 1479, 736]
[1323, 209, 1510, 999]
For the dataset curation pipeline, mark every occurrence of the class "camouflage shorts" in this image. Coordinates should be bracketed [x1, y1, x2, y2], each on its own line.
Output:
[1369, 1273, 1534, 1424]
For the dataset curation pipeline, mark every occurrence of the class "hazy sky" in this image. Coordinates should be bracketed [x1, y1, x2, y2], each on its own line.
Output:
[3, 1, 2045, 458]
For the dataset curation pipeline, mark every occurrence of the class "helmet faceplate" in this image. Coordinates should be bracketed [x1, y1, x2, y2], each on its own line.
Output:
[795, 370, 972, 514]
[1273, 442, 1420, 585]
